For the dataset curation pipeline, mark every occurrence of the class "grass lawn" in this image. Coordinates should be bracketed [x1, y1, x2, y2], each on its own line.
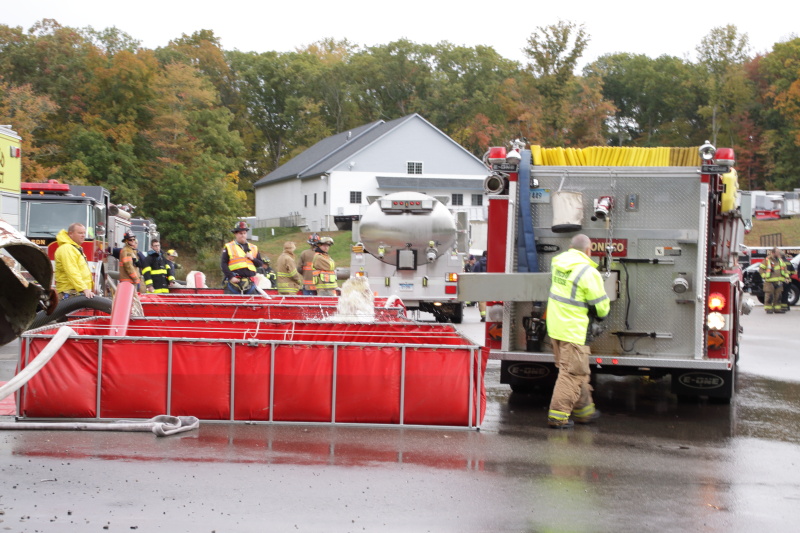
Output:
[252, 227, 352, 267]
[744, 217, 800, 248]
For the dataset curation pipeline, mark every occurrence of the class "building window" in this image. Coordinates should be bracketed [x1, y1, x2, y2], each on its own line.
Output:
[314, 193, 317, 206]
[350, 191, 362, 204]
[407, 161, 423, 174]
[304, 195, 307, 207]
[323, 191, 327, 205]
[452, 193, 463, 206]
[471, 194, 483, 206]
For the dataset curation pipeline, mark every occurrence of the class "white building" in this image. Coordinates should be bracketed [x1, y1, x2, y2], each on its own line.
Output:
[253, 114, 490, 243]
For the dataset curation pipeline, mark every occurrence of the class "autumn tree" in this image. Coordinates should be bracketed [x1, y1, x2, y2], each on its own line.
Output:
[0, 83, 59, 181]
[757, 38, 800, 190]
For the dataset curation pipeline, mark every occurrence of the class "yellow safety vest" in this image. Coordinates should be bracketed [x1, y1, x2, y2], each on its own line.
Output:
[225, 241, 258, 273]
[313, 252, 337, 290]
[546, 249, 610, 345]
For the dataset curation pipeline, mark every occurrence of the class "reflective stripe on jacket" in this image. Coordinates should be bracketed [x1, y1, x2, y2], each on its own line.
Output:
[312, 251, 337, 290]
[759, 257, 789, 282]
[275, 251, 303, 294]
[546, 248, 610, 345]
[143, 252, 174, 292]
[119, 245, 141, 285]
[299, 247, 317, 289]
[54, 229, 93, 294]
[225, 241, 258, 273]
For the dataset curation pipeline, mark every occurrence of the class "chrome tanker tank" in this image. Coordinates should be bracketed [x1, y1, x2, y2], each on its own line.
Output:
[358, 192, 457, 267]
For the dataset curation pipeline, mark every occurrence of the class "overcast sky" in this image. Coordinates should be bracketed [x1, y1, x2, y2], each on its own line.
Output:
[5, 1, 797, 69]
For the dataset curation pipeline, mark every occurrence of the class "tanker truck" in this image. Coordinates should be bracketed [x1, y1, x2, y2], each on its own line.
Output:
[351, 191, 466, 323]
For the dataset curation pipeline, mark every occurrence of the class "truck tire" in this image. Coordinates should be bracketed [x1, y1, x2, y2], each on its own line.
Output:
[450, 303, 464, 324]
[29, 295, 113, 330]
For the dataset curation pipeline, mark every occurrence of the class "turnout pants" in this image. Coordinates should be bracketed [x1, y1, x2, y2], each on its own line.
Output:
[764, 281, 783, 313]
[548, 339, 594, 423]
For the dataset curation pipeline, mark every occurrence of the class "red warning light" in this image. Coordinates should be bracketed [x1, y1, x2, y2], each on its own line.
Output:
[708, 293, 726, 311]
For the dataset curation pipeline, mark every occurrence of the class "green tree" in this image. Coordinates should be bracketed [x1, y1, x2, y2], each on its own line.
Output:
[696, 25, 751, 145]
[228, 50, 326, 174]
[426, 43, 519, 154]
[299, 38, 362, 133]
[349, 40, 434, 120]
[523, 20, 590, 145]
[143, 60, 245, 247]
[80, 26, 141, 56]
[585, 53, 706, 146]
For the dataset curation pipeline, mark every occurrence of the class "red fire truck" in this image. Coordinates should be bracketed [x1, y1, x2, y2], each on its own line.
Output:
[20, 180, 133, 294]
[459, 141, 749, 401]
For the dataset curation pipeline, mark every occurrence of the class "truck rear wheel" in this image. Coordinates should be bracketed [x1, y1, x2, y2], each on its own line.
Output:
[450, 303, 463, 324]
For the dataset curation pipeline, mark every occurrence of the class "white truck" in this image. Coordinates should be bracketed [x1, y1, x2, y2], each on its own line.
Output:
[350, 191, 466, 323]
[459, 142, 749, 401]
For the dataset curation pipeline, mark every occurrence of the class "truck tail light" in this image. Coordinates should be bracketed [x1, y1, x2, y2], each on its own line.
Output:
[445, 273, 459, 282]
[708, 293, 726, 311]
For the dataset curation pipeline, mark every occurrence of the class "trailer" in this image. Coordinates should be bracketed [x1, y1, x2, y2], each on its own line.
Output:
[459, 142, 749, 401]
[351, 192, 466, 323]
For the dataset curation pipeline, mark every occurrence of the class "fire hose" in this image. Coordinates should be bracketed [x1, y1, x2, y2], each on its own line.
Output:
[0, 325, 199, 437]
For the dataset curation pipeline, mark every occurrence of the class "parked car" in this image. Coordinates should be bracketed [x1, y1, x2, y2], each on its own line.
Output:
[743, 254, 800, 306]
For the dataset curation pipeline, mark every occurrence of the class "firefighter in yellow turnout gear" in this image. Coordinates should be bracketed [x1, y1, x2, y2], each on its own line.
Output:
[760, 247, 789, 314]
[312, 236, 337, 296]
[546, 234, 610, 429]
[275, 241, 303, 295]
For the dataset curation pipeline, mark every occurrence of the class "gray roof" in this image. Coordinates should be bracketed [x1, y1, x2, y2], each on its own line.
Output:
[254, 114, 456, 188]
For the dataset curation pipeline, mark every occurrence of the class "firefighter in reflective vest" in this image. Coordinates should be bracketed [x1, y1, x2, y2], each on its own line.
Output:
[760, 247, 788, 314]
[119, 231, 142, 290]
[275, 241, 303, 294]
[221, 221, 263, 294]
[546, 234, 610, 429]
[313, 236, 337, 296]
[299, 233, 319, 295]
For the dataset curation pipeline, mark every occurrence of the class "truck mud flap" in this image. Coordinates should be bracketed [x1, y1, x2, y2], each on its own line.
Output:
[671, 367, 735, 400]
[500, 360, 557, 393]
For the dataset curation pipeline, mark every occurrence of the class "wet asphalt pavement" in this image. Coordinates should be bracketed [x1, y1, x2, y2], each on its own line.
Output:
[1, 302, 800, 532]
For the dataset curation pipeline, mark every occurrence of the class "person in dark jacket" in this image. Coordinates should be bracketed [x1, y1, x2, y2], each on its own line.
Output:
[472, 251, 488, 321]
[142, 240, 175, 294]
[221, 221, 263, 294]
[257, 257, 278, 288]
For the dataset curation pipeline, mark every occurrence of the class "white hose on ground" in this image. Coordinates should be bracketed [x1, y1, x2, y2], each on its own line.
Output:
[0, 325, 200, 437]
[0, 415, 200, 437]
[0, 326, 75, 402]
